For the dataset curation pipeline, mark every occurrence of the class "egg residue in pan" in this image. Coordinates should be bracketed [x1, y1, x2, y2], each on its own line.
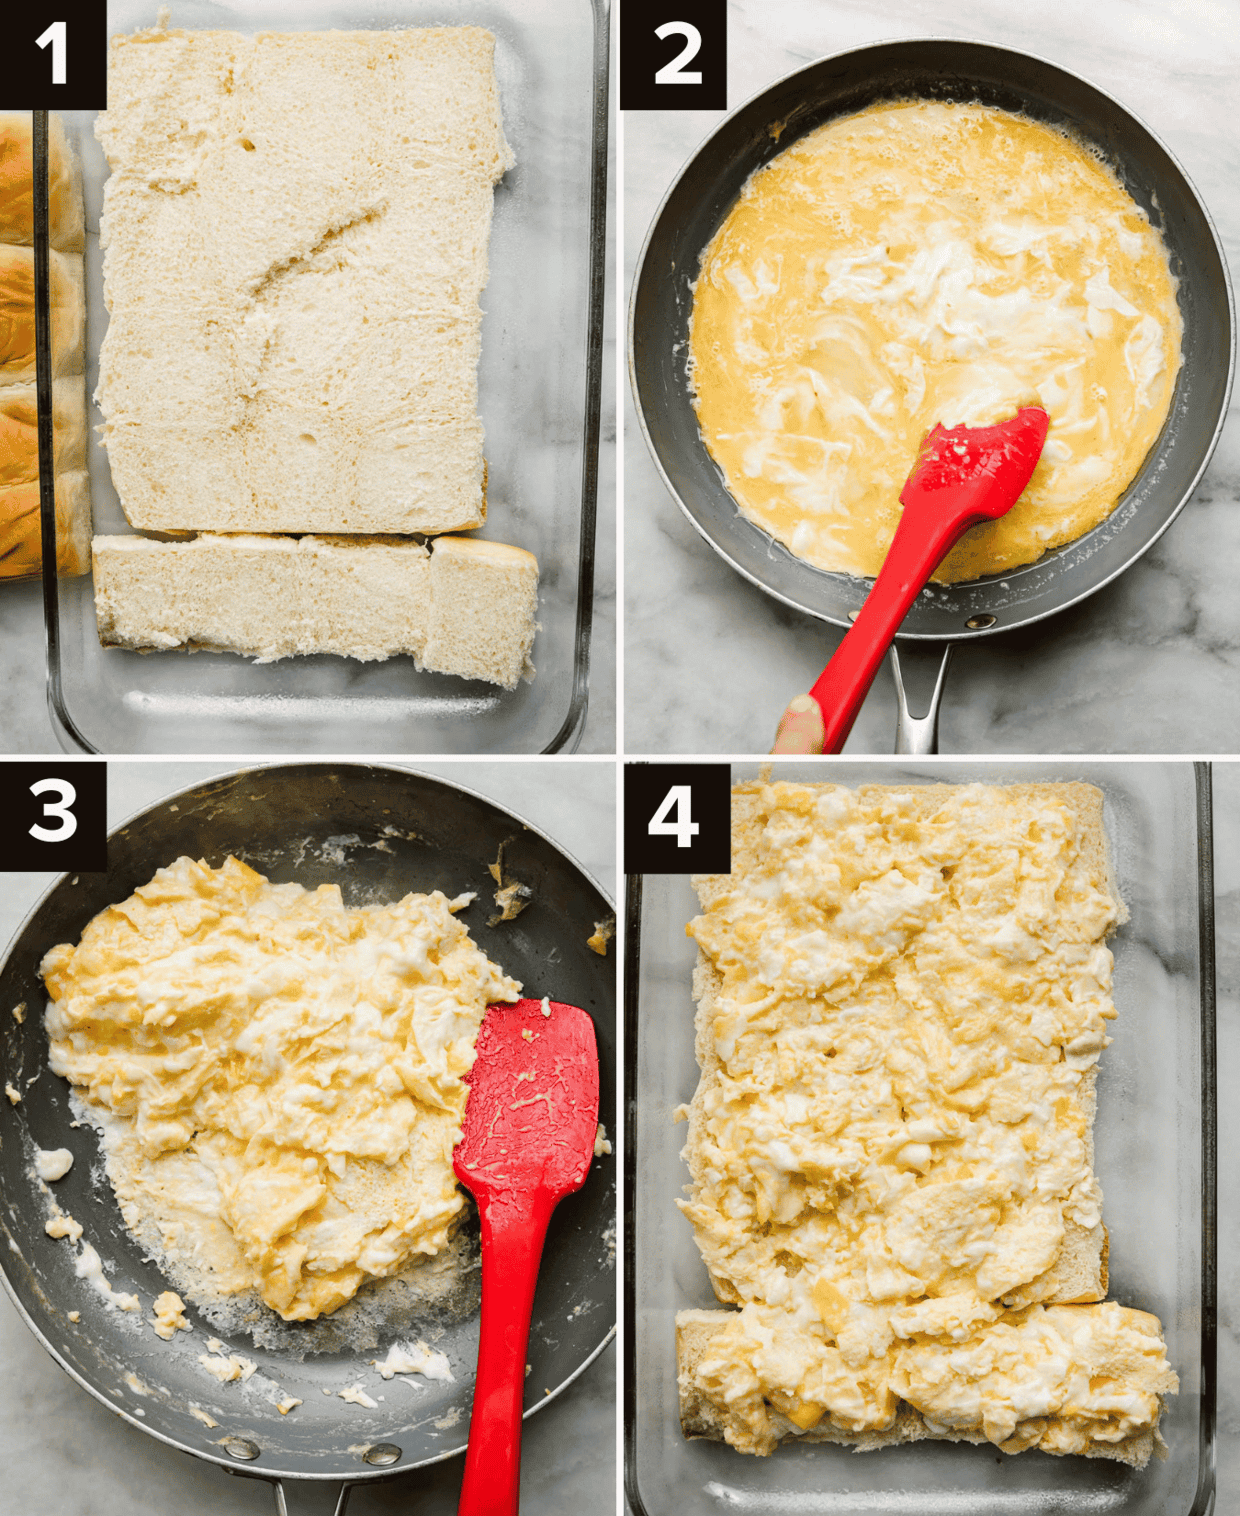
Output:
[688, 100, 1182, 582]
[40, 854, 520, 1323]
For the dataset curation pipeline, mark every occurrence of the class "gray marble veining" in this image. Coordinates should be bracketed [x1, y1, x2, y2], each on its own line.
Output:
[623, 0, 1239, 756]
[0, 760, 617, 1516]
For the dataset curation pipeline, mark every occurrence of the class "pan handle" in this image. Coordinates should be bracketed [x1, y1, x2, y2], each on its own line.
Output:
[271, 1482, 352, 1516]
[890, 643, 954, 755]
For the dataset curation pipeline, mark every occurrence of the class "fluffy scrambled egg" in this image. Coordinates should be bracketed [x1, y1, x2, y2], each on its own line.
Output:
[686, 1298, 1175, 1458]
[151, 1289, 191, 1340]
[689, 101, 1181, 582]
[680, 782, 1176, 1457]
[41, 855, 520, 1321]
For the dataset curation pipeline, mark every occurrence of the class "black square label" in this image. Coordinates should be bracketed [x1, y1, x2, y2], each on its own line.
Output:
[625, 763, 731, 874]
[2, 762, 107, 872]
[9, 1, 108, 111]
[620, 0, 727, 112]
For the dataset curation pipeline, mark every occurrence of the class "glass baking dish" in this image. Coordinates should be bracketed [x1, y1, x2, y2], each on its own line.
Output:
[625, 760, 1216, 1516]
[37, 0, 608, 754]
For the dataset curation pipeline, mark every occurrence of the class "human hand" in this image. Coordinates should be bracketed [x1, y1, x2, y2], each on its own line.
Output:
[771, 694, 825, 754]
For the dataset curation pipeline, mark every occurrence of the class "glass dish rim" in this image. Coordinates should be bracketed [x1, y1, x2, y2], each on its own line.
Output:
[31, 0, 610, 756]
[623, 760, 1218, 1516]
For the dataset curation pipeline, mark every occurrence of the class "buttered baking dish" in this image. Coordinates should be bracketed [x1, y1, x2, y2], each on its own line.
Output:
[625, 760, 1216, 1516]
[36, 0, 607, 754]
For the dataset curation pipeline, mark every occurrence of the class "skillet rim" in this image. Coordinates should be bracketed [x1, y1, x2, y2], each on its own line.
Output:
[627, 33, 1237, 641]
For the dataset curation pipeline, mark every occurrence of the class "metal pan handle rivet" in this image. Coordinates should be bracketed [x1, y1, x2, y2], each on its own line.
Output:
[362, 1444, 401, 1466]
[221, 1436, 260, 1461]
[965, 614, 996, 629]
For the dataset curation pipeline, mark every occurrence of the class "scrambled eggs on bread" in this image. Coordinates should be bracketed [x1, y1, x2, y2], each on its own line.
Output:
[676, 782, 1176, 1463]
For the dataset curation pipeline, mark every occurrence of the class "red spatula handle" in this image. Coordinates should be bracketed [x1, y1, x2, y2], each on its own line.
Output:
[457, 1189, 556, 1516]
[808, 497, 976, 753]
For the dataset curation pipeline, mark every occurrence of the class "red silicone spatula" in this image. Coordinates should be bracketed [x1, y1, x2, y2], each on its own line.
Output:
[454, 997, 600, 1516]
[802, 406, 1050, 754]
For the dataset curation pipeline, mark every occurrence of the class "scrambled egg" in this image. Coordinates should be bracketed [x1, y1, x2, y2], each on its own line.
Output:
[45, 1210, 83, 1242]
[681, 782, 1176, 1456]
[689, 101, 1181, 582]
[41, 855, 520, 1321]
[151, 1289, 191, 1340]
[200, 1337, 257, 1383]
[688, 1298, 1175, 1457]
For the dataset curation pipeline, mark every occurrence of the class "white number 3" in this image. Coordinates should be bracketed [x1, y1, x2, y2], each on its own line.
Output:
[648, 784, 699, 849]
[30, 777, 77, 843]
[654, 21, 703, 85]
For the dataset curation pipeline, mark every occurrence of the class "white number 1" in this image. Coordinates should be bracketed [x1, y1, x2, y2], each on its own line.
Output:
[30, 777, 77, 842]
[654, 22, 703, 85]
[649, 785, 699, 848]
[37, 20, 67, 85]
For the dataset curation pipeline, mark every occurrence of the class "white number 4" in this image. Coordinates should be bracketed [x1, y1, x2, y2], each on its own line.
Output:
[649, 784, 699, 849]
[37, 20, 67, 85]
[30, 777, 77, 843]
[654, 21, 703, 85]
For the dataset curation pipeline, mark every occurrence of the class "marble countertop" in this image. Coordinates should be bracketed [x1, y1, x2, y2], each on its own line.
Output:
[622, 0, 1239, 756]
[0, 760, 616, 1516]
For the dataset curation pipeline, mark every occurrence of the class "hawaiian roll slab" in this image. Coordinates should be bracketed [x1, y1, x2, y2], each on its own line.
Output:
[0, 115, 92, 580]
[95, 24, 513, 534]
[92, 533, 539, 688]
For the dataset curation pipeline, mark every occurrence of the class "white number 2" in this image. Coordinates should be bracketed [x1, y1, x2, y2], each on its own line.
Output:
[654, 21, 703, 85]
[30, 777, 77, 843]
[37, 20, 67, 85]
[648, 784, 699, 848]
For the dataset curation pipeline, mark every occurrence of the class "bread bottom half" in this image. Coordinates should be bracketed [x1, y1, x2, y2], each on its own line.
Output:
[93, 531, 538, 689]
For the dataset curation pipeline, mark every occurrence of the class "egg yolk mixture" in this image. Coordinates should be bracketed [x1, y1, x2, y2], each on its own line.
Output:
[688, 101, 1181, 582]
[41, 855, 520, 1321]
[679, 782, 1176, 1457]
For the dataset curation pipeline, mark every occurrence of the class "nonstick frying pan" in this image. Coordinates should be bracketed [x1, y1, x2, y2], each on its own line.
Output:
[0, 764, 616, 1513]
[629, 38, 1235, 746]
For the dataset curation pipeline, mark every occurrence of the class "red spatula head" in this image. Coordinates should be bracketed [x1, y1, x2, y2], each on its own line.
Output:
[900, 406, 1050, 519]
[454, 998, 600, 1203]
[454, 998, 600, 1516]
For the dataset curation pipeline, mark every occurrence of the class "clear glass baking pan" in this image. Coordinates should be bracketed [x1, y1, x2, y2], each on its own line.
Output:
[625, 760, 1216, 1516]
[36, 0, 608, 754]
